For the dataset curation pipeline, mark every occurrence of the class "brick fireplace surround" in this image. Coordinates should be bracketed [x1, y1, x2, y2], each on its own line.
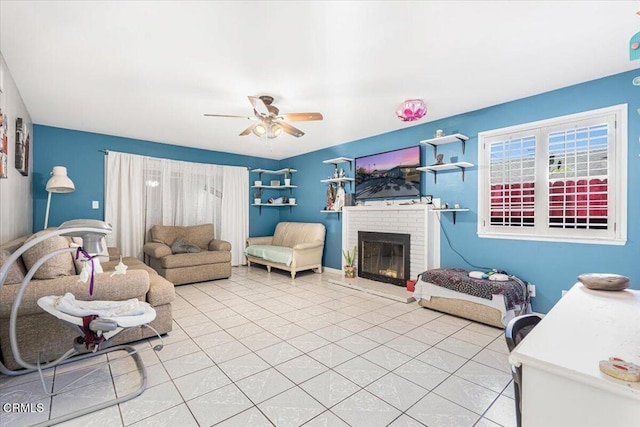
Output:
[341, 204, 440, 281]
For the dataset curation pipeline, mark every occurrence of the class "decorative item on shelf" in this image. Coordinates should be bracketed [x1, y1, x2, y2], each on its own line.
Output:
[283, 170, 291, 186]
[254, 180, 262, 186]
[435, 153, 444, 165]
[333, 182, 346, 211]
[396, 99, 427, 122]
[289, 197, 296, 205]
[339, 168, 345, 178]
[422, 195, 433, 204]
[577, 273, 630, 291]
[435, 129, 445, 138]
[270, 179, 280, 186]
[325, 183, 336, 210]
[333, 168, 339, 179]
[342, 246, 357, 278]
[253, 189, 262, 205]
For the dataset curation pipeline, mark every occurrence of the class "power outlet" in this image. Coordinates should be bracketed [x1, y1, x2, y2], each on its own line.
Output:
[92, 201, 99, 209]
[527, 284, 536, 298]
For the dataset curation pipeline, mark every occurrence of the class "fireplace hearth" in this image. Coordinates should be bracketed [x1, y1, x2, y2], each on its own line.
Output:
[358, 231, 410, 286]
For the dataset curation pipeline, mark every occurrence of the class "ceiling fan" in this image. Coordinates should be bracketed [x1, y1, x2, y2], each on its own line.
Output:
[204, 95, 323, 139]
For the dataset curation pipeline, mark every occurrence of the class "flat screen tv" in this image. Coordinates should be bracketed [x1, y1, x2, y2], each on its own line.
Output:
[355, 146, 421, 200]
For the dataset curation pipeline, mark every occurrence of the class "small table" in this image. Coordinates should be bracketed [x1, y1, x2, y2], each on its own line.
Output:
[509, 283, 640, 427]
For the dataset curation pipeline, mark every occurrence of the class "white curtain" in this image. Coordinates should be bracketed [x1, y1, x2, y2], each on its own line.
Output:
[105, 151, 248, 265]
[105, 152, 145, 259]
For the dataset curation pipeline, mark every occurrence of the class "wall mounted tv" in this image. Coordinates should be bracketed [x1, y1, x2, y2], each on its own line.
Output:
[355, 145, 422, 200]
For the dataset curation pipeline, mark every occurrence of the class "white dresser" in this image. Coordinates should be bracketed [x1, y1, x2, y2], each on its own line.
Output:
[509, 282, 640, 427]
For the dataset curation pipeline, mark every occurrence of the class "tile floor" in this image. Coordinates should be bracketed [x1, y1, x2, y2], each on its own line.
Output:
[0, 267, 516, 427]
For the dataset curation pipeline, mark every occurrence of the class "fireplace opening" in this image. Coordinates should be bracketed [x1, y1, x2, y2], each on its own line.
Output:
[358, 231, 410, 286]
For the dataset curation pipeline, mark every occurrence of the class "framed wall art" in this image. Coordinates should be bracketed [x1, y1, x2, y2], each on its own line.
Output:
[0, 110, 7, 178]
[15, 117, 29, 176]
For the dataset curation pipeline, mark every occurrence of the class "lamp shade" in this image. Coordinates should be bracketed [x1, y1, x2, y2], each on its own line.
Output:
[396, 99, 427, 122]
[46, 166, 75, 193]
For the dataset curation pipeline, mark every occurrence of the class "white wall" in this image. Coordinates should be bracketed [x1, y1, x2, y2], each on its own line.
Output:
[0, 52, 33, 243]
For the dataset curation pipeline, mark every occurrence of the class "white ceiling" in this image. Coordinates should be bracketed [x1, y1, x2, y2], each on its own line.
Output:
[1, 1, 638, 160]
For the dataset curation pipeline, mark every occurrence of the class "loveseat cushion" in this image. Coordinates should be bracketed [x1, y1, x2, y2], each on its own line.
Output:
[0, 249, 27, 285]
[271, 222, 326, 248]
[161, 251, 231, 269]
[150, 224, 214, 250]
[22, 231, 75, 280]
[246, 245, 293, 266]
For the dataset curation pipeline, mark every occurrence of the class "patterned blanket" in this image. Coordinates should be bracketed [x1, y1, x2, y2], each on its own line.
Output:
[419, 268, 527, 311]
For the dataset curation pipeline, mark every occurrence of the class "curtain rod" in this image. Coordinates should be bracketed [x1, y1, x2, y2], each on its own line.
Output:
[98, 148, 251, 169]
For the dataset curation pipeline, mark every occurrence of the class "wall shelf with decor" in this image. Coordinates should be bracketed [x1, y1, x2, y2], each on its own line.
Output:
[431, 208, 470, 225]
[320, 157, 353, 213]
[420, 133, 469, 157]
[251, 168, 297, 215]
[417, 161, 474, 183]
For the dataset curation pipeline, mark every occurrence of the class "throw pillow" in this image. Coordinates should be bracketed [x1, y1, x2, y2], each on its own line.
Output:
[171, 237, 202, 254]
[71, 237, 110, 262]
[22, 231, 75, 280]
[0, 249, 27, 285]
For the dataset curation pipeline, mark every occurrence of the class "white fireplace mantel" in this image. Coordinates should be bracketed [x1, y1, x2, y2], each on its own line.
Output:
[341, 204, 440, 280]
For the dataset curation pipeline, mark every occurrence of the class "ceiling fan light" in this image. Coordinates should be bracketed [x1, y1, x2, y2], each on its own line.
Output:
[396, 99, 427, 122]
[253, 123, 267, 136]
[268, 123, 283, 139]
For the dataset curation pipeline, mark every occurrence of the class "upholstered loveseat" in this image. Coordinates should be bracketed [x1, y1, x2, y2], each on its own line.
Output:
[0, 232, 175, 371]
[246, 222, 326, 278]
[143, 224, 232, 285]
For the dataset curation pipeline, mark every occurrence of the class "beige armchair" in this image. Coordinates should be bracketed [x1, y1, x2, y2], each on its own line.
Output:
[143, 224, 231, 285]
[246, 222, 326, 278]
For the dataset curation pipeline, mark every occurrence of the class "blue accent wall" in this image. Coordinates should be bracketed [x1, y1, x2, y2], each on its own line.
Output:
[32, 68, 639, 313]
[32, 126, 280, 237]
[280, 68, 640, 313]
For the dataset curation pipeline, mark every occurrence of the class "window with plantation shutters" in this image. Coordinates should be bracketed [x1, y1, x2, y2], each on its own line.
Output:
[478, 105, 627, 245]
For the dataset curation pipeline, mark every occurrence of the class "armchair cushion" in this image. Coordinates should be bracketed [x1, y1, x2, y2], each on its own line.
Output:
[209, 239, 231, 252]
[171, 237, 201, 254]
[143, 242, 172, 259]
[161, 251, 231, 269]
[22, 231, 75, 280]
[150, 224, 214, 250]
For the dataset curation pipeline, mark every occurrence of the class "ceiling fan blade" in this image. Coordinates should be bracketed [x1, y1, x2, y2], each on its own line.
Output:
[280, 112, 323, 122]
[279, 121, 305, 138]
[239, 125, 254, 136]
[204, 114, 253, 120]
[248, 96, 269, 117]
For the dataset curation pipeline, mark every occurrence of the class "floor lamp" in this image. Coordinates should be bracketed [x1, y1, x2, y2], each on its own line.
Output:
[44, 166, 75, 229]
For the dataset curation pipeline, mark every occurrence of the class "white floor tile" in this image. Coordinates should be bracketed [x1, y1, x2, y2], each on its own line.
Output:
[393, 359, 449, 390]
[236, 367, 295, 404]
[433, 376, 499, 415]
[55, 405, 122, 427]
[161, 350, 214, 379]
[218, 353, 271, 382]
[258, 386, 325, 427]
[484, 395, 517, 427]
[308, 343, 357, 368]
[435, 337, 483, 359]
[256, 341, 304, 365]
[216, 406, 274, 426]
[407, 393, 479, 426]
[387, 414, 428, 427]
[334, 334, 379, 355]
[288, 332, 331, 353]
[416, 347, 468, 373]
[331, 389, 401, 427]
[454, 360, 513, 393]
[383, 335, 431, 357]
[50, 379, 116, 420]
[365, 373, 429, 411]
[303, 410, 350, 426]
[359, 326, 400, 344]
[299, 370, 360, 408]
[276, 354, 329, 384]
[173, 365, 231, 400]
[128, 403, 198, 427]
[203, 339, 252, 364]
[333, 356, 388, 387]
[472, 348, 512, 374]
[118, 381, 184, 425]
[187, 383, 253, 426]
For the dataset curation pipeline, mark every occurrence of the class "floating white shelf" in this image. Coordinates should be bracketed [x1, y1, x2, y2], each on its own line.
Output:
[417, 161, 474, 183]
[252, 185, 297, 189]
[320, 177, 355, 184]
[431, 208, 470, 224]
[420, 133, 469, 156]
[322, 157, 353, 166]
[252, 203, 297, 206]
[251, 168, 297, 175]
[321, 210, 341, 213]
